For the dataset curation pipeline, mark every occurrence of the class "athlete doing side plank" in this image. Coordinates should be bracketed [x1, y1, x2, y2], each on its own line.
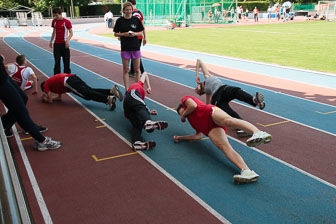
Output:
[194, 59, 266, 137]
[175, 96, 272, 184]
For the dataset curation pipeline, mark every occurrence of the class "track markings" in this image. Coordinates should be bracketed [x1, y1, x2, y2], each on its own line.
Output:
[95, 118, 106, 121]
[315, 110, 336, 115]
[257, 120, 290, 127]
[96, 125, 106, 129]
[190, 137, 209, 142]
[21, 137, 33, 141]
[92, 152, 138, 162]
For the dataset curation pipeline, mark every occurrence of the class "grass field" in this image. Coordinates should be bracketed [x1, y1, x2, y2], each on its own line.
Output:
[101, 21, 336, 74]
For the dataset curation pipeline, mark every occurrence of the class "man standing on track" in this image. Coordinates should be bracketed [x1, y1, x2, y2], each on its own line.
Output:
[127, 0, 146, 77]
[174, 96, 272, 184]
[40, 73, 123, 111]
[194, 59, 265, 137]
[124, 72, 168, 151]
[49, 7, 73, 75]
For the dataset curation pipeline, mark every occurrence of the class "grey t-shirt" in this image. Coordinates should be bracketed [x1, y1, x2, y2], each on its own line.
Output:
[204, 76, 222, 95]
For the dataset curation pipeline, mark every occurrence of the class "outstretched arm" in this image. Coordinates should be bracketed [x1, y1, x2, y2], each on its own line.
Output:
[140, 72, 151, 94]
[174, 132, 202, 143]
[196, 59, 212, 84]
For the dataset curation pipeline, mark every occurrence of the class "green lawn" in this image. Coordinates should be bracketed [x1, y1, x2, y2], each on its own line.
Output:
[101, 21, 336, 73]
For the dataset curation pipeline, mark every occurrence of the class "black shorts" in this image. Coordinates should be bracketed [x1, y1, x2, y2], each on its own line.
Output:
[210, 85, 241, 105]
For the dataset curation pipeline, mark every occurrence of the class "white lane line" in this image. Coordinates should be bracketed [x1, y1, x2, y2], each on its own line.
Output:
[5, 35, 230, 223]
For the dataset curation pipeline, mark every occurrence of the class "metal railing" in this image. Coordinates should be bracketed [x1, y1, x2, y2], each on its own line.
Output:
[0, 119, 31, 223]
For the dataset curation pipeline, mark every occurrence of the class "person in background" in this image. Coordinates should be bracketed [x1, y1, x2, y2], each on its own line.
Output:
[253, 6, 259, 22]
[104, 10, 113, 28]
[113, 2, 144, 90]
[49, 7, 73, 75]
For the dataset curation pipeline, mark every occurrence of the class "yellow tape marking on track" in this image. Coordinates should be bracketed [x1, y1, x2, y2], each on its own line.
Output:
[96, 125, 106, 129]
[92, 152, 138, 162]
[257, 120, 290, 127]
[95, 118, 106, 121]
[21, 137, 33, 141]
[315, 110, 336, 115]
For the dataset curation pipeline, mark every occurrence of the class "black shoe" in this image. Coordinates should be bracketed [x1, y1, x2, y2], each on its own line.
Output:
[144, 121, 168, 133]
[25, 125, 48, 135]
[4, 129, 13, 138]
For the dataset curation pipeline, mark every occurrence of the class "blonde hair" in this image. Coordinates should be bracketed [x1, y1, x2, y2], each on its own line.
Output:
[122, 2, 133, 13]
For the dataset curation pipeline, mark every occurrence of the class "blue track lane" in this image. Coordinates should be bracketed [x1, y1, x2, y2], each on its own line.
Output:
[4, 33, 336, 223]
[37, 33, 336, 135]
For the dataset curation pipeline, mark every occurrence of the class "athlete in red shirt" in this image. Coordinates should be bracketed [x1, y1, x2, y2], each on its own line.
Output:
[175, 96, 272, 184]
[49, 7, 73, 75]
[41, 73, 123, 111]
[123, 72, 168, 151]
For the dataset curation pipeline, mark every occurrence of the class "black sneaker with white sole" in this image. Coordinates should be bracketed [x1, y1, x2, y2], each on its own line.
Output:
[132, 141, 156, 151]
[253, 92, 265, 110]
[4, 129, 14, 138]
[107, 95, 116, 111]
[144, 120, 168, 133]
[112, 85, 123, 102]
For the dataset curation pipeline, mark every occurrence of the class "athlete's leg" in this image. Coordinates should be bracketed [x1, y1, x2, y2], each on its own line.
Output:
[208, 128, 249, 170]
[122, 58, 130, 90]
[53, 43, 62, 75]
[211, 108, 259, 134]
[132, 58, 141, 82]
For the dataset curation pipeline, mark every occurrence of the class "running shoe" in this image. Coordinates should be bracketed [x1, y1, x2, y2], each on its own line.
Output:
[25, 125, 48, 135]
[253, 92, 265, 110]
[128, 71, 135, 78]
[132, 141, 156, 151]
[34, 137, 62, 151]
[236, 129, 252, 137]
[107, 95, 116, 111]
[233, 169, 259, 184]
[144, 120, 168, 133]
[112, 85, 123, 102]
[246, 131, 272, 147]
[4, 129, 13, 138]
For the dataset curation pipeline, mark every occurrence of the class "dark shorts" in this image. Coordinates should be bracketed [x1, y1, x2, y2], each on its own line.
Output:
[210, 85, 241, 105]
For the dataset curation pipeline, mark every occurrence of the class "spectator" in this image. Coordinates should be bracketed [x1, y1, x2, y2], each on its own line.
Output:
[253, 6, 259, 22]
[104, 10, 113, 28]
[267, 6, 272, 22]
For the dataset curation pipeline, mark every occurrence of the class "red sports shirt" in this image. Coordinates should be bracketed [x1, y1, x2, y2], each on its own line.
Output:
[127, 81, 145, 100]
[51, 18, 72, 44]
[181, 96, 226, 136]
[44, 73, 75, 94]
[133, 9, 144, 40]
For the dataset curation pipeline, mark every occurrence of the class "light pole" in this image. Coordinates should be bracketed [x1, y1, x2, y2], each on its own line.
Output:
[70, 0, 74, 18]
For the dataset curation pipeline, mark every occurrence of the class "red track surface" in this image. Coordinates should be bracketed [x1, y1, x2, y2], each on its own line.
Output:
[1, 23, 335, 223]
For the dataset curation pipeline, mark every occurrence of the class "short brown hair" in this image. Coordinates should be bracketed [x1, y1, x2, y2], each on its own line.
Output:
[16, 55, 25, 66]
[52, 7, 62, 15]
[176, 103, 184, 115]
[128, 0, 136, 5]
[122, 2, 133, 12]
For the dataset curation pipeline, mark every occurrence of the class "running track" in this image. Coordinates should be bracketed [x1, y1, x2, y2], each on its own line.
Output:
[0, 24, 335, 223]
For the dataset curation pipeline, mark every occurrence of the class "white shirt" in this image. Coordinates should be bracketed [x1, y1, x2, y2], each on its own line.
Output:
[8, 64, 34, 89]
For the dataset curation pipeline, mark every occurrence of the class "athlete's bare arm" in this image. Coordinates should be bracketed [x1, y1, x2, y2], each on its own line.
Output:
[195, 59, 212, 84]
[49, 29, 55, 48]
[174, 132, 202, 143]
[180, 98, 197, 122]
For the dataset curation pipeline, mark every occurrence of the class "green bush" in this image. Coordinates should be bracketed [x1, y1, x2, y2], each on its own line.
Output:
[79, 4, 122, 17]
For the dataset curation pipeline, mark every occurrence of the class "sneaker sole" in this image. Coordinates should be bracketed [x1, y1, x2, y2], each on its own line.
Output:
[234, 176, 259, 185]
[112, 85, 123, 102]
[247, 135, 272, 147]
[256, 92, 265, 110]
[236, 131, 252, 137]
[132, 141, 156, 151]
[109, 97, 116, 111]
[145, 121, 168, 133]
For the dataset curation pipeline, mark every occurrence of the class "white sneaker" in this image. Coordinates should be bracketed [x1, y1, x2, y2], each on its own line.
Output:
[34, 137, 62, 151]
[246, 131, 272, 147]
[111, 85, 123, 102]
[233, 169, 259, 184]
[253, 92, 265, 110]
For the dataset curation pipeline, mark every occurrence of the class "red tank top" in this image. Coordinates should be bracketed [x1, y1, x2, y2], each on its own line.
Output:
[11, 65, 27, 87]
